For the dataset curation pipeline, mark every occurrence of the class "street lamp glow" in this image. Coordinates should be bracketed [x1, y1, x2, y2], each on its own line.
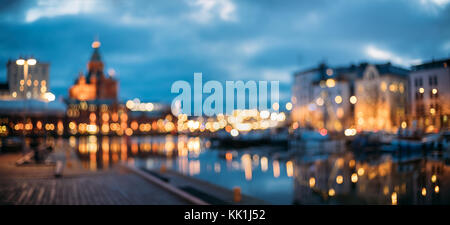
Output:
[126, 100, 135, 109]
[401, 121, 407, 129]
[431, 174, 437, 183]
[349, 96, 357, 104]
[285, 102, 293, 111]
[357, 168, 365, 176]
[326, 68, 333, 76]
[309, 177, 316, 188]
[230, 129, 239, 137]
[260, 110, 270, 119]
[328, 188, 335, 197]
[145, 103, 154, 111]
[391, 192, 398, 205]
[326, 79, 335, 88]
[27, 58, 37, 65]
[272, 102, 279, 111]
[344, 128, 357, 136]
[336, 175, 343, 184]
[334, 95, 342, 104]
[16, 59, 25, 65]
[351, 173, 358, 183]
[316, 97, 324, 106]
[44, 92, 55, 102]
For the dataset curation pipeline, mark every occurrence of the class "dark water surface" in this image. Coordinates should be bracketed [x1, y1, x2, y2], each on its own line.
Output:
[66, 135, 450, 205]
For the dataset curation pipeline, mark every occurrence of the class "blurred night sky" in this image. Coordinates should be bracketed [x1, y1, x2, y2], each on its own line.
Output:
[0, 0, 449, 103]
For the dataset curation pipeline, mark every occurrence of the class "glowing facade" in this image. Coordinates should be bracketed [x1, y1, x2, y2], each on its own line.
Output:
[355, 64, 409, 132]
[409, 58, 450, 132]
[0, 58, 50, 100]
[66, 41, 124, 136]
[69, 41, 118, 101]
[292, 62, 409, 133]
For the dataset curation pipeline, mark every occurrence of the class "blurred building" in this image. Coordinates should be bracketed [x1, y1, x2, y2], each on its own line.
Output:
[66, 41, 126, 136]
[409, 58, 450, 132]
[125, 99, 175, 134]
[0, 57, 62, 137]
[292, 63, 357, 132]
[0, 99, 66, 137]
[292, 62, 409, 133]
[69, 41, 118, 101]
[65, 41, 177, 136]
[355, 63, 409, 132]
[0, 58, 50, 100]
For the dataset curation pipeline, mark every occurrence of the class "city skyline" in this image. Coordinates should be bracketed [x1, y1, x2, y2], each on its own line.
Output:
[0, 0, 449, 103]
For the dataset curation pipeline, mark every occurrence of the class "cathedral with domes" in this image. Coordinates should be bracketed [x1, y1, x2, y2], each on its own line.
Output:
[69, 41, 118, 101]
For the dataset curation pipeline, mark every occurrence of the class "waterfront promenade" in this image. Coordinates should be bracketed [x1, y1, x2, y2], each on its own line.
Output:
[0, 146, 191, 205]
[0, 138, 266, 205]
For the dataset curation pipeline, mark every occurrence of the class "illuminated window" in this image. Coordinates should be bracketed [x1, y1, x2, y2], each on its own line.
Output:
[399, 83, 404, 93]
[349, 96, 357, 104]
[326, 79, 335, 88]
[380, 82, 387, 92]
[389, 83, 397, 92]
[334, 95, 342, 104]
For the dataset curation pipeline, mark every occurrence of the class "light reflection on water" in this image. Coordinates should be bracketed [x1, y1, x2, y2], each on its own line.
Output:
[70, 135, 450, 205]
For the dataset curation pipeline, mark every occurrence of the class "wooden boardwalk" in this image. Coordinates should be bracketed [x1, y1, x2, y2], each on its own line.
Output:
[0, 153, 190, 205]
